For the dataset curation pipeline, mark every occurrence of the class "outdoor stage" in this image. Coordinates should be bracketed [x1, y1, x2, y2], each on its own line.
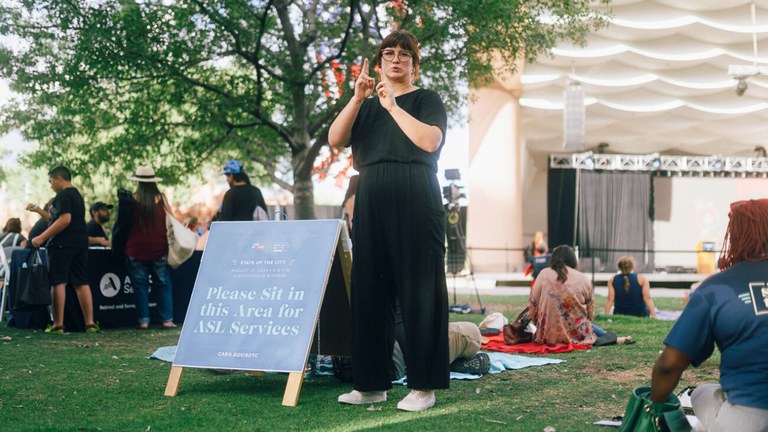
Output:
[447, 271, 707, 291]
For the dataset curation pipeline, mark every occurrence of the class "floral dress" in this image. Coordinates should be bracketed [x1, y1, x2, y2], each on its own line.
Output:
[527, 267, 597, 346]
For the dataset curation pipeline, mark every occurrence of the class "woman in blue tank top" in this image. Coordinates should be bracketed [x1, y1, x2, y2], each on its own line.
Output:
[605, 256, 656, 318]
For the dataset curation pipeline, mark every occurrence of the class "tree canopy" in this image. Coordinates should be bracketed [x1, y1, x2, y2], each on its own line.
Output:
[0, 0, 609, 218]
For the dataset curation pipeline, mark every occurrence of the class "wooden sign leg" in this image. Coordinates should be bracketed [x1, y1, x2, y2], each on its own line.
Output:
[281, 372, 305, 407]
[164, 366, 185, 396]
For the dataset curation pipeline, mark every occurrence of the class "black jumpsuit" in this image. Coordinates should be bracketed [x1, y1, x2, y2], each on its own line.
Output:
[348, 88, 449, 391]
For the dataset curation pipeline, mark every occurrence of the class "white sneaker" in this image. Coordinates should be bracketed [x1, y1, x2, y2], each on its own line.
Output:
[338, 390, 387, 405]
[397, 390, 435, 412]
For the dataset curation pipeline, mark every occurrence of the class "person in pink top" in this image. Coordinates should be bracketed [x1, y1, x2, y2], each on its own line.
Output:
[527, 245, 632, 346]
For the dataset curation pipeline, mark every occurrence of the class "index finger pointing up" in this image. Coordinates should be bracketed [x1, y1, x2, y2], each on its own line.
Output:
[378, 68, 389, 84]
[362, 58, 369, 75]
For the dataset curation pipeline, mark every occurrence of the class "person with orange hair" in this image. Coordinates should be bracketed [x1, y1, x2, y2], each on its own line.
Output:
[650, 199, 768, 431]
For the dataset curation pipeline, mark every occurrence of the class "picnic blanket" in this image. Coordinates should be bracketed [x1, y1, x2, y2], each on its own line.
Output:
[149, 346, 565, 383]
[149, 345, 177, 362]
[482, 333, 591, 354]
[656, 310, 683, 321]
[392, 351, 565, 384]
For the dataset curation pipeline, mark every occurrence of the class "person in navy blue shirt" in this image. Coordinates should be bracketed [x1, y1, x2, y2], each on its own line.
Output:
[605, 256, 656, 318]
[651, 199, 768, 431]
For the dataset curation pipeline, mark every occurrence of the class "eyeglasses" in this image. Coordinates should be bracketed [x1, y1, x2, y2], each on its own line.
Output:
[381, 49, 413, 62]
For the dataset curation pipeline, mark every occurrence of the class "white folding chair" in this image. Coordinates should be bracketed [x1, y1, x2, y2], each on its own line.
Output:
[0, 246, 24, 321]
[0, 246, 10, 321]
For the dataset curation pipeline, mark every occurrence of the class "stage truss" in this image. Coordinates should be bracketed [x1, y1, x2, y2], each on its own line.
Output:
[550, 152, 768, 177]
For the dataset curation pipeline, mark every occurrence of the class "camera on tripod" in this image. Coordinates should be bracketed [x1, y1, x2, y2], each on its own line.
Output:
[442, 169, 485, 314]
[442, 184, 465, 204]
[442, 169, 465, 207]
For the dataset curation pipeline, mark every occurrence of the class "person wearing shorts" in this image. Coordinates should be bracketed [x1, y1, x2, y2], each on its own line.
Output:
[31, 166, 99, 334]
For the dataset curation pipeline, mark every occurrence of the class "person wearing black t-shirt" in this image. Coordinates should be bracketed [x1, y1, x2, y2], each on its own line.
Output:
[329, 30, 449, 412]
[219, 160, 268, 221]
[87, 201, 113, 247]
[30, 166, 99, 334]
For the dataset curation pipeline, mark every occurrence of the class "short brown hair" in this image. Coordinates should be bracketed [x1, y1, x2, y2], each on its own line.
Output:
[376, 29, 420, 82]
[48, 165, 72, 181]
[3, 217, 21, 233]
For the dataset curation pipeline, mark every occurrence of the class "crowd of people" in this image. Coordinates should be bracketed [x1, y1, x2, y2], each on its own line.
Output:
[2, 158, 270, 333]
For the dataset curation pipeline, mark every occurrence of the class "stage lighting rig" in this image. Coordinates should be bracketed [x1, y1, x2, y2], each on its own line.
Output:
[728, 3, 767, 97]
[728, 66, 764, 96]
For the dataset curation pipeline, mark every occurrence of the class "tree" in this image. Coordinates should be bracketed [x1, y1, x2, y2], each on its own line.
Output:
[0, 0, 609, 219]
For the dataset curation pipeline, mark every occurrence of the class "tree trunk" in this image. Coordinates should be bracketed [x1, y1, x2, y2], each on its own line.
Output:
[292, 150, 316, 220]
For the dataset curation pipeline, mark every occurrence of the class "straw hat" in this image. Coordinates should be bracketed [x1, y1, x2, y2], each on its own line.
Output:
[128, 166, 163, 183]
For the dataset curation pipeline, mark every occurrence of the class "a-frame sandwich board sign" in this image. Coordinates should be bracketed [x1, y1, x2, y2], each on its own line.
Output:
[164, 219, 352, 406]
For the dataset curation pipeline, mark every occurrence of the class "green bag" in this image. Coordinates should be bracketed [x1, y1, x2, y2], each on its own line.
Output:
[619, 387, 692, 432]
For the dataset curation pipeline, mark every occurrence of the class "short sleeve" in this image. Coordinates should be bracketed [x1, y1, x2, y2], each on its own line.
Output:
[220, 189, 234, 221]
[57, 190, 74, 215]
[663, 290, 715, 366]
[417, 90, 448, 145]
[348, 98, 373, 148]
[87, 221, 102, 237]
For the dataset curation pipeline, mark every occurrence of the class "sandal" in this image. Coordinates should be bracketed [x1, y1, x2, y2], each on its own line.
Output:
[162, 322, 177, 329]
[137, 323, 149, 330]
[85, 323, 101, 333]
[45, 325, 65, 334]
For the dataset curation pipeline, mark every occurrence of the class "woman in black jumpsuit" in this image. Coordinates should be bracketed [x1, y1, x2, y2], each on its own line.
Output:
[329, 30, 449, 412]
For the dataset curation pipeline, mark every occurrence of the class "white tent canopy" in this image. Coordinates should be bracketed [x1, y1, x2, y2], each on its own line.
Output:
[520, 0, 768, 156]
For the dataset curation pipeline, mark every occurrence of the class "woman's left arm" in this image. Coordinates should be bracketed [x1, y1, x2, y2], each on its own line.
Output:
[387, 107, 443, 152]
[528, 274, 544, 318]
[640, 275, 657, 318]
[376, 75, 443, 153]
[605, 278, 615, 315]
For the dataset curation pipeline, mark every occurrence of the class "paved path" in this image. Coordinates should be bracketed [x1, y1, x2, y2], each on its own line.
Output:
[447, 274, 689, 298]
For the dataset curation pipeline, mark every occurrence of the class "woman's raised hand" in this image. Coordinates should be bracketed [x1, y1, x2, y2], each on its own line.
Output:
[354, 58, 375, 101]
[376, 71, 397, 112]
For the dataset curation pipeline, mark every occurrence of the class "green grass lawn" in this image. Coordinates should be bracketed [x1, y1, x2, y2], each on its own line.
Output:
[0, 295, 717, 431]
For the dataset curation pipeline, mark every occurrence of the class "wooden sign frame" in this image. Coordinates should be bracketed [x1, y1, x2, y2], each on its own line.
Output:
[164, 220, 352, 407]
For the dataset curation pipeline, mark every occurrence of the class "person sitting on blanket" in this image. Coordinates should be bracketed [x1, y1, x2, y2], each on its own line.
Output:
[650, 199, 768, 432]
[527, 245, 632, 347]
[391, 322, 490, 380]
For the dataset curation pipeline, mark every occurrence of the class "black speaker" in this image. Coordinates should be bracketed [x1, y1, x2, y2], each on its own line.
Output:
[446, 206, 467, 274]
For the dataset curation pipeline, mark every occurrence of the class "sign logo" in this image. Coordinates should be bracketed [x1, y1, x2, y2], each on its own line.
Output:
[748, 282, 768, 316]
[100, 273, 121, 298]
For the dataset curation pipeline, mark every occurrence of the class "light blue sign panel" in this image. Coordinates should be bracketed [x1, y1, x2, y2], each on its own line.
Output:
[173, 220, 343, 373]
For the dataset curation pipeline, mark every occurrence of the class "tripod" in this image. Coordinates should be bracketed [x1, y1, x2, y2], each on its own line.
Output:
[446, 203, 485, 314]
